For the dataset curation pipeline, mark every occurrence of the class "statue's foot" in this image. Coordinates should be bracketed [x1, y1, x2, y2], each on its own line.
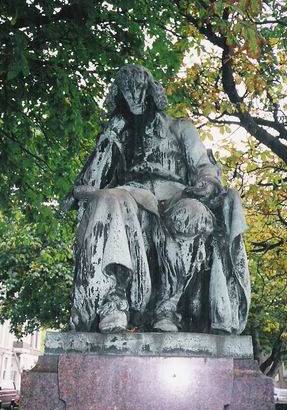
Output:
[211, 328, 230, 335]
[99, 311, 128, 333]
[153, 318, 178, 332]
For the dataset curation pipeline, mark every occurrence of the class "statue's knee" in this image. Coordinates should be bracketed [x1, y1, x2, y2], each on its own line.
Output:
[166, 198, 214, 236]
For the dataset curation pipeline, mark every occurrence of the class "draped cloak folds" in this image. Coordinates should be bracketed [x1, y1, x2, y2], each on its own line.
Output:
[64, 113, 251, 334]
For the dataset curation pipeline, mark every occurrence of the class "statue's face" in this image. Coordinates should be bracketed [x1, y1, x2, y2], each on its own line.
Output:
[117, 69, 149, 115]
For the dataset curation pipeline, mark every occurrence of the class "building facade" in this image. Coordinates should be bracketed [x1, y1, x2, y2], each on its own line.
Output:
[0, 321, 42, 391]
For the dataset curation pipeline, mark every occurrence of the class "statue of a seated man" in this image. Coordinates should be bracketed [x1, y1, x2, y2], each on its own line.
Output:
[64, 64, 250, 335]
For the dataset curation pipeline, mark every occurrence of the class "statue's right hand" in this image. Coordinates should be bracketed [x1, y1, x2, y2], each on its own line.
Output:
[73, 186, 101, 200]
[105, 114, 126, 135]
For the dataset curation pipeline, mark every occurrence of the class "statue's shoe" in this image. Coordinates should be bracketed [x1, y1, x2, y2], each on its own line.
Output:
[99, 311, 128, 333]
[153, 318, 178, 332]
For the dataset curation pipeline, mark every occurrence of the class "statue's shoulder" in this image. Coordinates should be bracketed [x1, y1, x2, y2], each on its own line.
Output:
[169, 116, 198, 139]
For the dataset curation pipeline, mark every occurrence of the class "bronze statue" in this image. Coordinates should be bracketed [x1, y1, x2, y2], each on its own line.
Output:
[63, 65, 250, 334]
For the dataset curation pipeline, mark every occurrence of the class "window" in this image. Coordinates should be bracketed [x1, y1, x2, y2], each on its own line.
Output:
[2, 357, 8, 380]
[12, 370, 17, 382]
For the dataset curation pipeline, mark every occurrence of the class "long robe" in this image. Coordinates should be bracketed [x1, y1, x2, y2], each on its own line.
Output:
[64, 113, 251, 334]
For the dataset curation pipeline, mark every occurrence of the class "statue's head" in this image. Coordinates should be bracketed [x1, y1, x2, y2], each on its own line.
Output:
[104, 65, 167, 115]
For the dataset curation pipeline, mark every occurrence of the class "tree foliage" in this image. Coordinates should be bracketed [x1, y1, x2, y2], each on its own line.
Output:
[218, 140, 287, 375]
[169, 0, 287, 162]
[0, 0, 286, 372]
[0, 0, 186, 336]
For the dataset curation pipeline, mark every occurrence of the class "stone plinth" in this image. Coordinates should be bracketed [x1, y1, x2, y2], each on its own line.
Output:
[45, 331, 254, 358]
[20, 332, 274, 410]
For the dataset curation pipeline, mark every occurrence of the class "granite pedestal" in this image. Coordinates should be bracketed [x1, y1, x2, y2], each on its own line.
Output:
[20, 332, 274, 410]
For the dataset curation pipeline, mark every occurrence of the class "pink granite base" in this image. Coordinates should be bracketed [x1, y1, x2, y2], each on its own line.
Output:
[20, 354, 274, 410]
[59, 355, 233, 409]
[232, 360, 275, 410]
[20, 356, 65, 410]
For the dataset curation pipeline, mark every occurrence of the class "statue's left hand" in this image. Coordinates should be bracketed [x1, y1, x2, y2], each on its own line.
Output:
[184, 179, 219, 198]
[183, 179, 225, 208]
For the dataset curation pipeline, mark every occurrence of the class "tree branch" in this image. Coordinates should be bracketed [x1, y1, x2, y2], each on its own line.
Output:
[221, 42, 287, 162]
[1, 130, 52, 172]
[251, 238, 284, 253]
[179, 6, 287, 162]
[249, 117, 287, 140]
[254, 18, 287, 26]
[260, 326, 287, 375]
[176, 8, 225, 48]
[251, 324, 262, 363]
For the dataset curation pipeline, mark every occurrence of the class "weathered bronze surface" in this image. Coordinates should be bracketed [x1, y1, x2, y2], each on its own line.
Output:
[63, 65, 250, 334]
